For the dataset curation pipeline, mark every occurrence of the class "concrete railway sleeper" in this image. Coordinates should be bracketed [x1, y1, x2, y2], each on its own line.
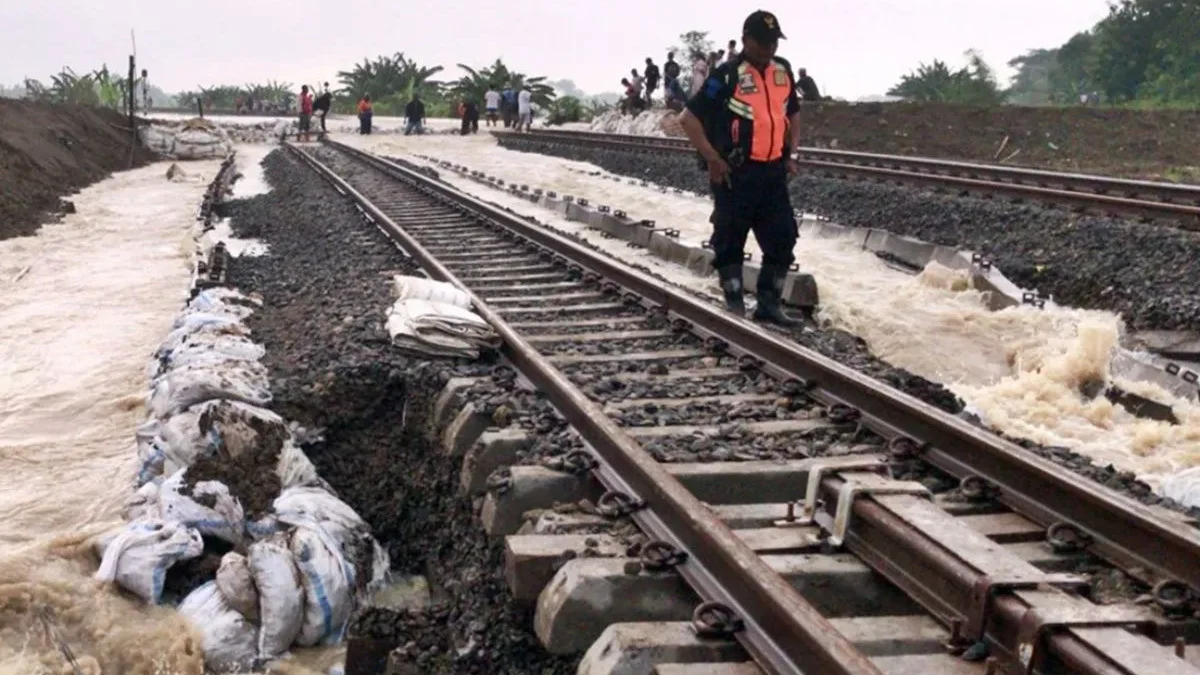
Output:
[286, 139, 1200, 675]
[493, 129, 1200, 228]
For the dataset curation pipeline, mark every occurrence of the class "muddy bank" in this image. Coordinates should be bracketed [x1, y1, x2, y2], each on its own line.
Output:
[0, 99, 158, 240]
[495, 137, 1200, 333]
[637, 102, 1200, 180]
[224, 149, 577, 674]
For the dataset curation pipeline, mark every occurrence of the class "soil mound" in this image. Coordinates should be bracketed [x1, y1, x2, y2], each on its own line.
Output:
[0, 99, 157, 241]
[796, 102, 1200, 180]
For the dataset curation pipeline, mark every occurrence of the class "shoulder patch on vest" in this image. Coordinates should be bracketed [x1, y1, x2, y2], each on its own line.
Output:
[773, 69, 789, 87]
[737, 72, 757, 94]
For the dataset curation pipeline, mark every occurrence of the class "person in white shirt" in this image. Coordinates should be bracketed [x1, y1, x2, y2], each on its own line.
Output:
[516, 87, 533, 132]
[690, 53, 709, 97]
[484, 88, 501, 126]
[630, 69, 644, 97]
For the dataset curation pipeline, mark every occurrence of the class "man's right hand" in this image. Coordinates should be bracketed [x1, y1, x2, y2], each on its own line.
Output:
[707, 156, 732, 186]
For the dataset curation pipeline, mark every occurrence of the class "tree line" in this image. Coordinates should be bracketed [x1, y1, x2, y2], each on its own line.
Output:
[2, 55, 612, 125]
[889, 0, 1199, 107]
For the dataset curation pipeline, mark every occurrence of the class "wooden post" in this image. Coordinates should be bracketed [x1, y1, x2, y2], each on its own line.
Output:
[127, 55, 135, 124]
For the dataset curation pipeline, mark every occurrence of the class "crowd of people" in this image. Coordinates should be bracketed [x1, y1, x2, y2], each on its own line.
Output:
[292, 82, 536, 140]
[618, 40, 822, 115]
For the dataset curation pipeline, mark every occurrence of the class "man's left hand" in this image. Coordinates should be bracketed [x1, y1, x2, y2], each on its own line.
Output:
[787, 158, 800, 176]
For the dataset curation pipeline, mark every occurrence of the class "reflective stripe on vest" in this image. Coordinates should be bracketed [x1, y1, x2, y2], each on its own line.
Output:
[731, 60, 791, 162]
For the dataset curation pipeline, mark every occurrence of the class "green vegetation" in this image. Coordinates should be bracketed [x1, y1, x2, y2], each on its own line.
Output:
[890, 0, 1199, 108]
[887, 50, 1005, 106]
[175, 82, 293, 111]
[446, 59, 556, 109]
[13, 66, 130, 108]
[336, 53, 445, 115]
[1007, 0, 1199, 106]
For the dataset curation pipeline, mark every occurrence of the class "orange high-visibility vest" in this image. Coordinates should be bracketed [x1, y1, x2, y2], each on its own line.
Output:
[726, 59, 793, 162]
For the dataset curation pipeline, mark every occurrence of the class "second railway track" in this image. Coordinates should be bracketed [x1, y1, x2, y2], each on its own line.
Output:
[494, 129, 1200, 226]
[290, 139, 1200, 675]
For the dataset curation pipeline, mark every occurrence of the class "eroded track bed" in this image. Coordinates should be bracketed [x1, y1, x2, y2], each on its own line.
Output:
[290, 140, 1200, 675]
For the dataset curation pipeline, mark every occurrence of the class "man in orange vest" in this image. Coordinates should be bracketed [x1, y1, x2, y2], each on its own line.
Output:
[678, 10, 807, 326]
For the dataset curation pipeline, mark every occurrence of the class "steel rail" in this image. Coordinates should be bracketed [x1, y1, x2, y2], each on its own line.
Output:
[321, 138, 1200, 596]
[286, 141, 881, 675]
[496, 129, 1200, 223]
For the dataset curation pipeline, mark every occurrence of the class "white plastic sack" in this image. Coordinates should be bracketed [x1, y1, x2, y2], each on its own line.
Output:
[140, 125, 178, 155]
[291, 520, 355, 646]
[162, 335, 266, 371]
[159, 469, 246, 545]
[274, 487, 389, 597]
[173, 127, 233, 160]
[179, 581, 259, 673]
[140, 400, 288, 483]
[94, 520, 204, 604]
[385, 298, 499, 359]
[147, 361, 271, 419]
[250, 532, 304, 660]
[278, 441, 325, 490]
[185, 288, 261, 321]
[1159, 467, 1200, 509]
[124, 479, 162, 521]
[216, 552, 260, 622]
[393, 275, 472, 309]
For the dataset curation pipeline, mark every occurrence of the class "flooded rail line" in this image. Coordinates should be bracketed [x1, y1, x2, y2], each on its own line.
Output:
[495, 129, 1200, 227]
[289, 139, 1200, 675]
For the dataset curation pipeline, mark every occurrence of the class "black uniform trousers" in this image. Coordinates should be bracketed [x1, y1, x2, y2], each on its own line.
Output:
[708, 159, 797, 270]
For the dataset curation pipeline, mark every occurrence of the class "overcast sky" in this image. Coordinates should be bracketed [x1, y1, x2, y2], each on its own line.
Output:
[3, 0, 1113, 99]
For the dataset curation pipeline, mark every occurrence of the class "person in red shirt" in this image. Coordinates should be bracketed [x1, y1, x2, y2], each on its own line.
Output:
[357, 94, 373, 135]
[298, 85, 314, 142]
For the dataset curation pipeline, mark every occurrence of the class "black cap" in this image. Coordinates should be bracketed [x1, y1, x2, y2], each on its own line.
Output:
[743, 10, 786, 41]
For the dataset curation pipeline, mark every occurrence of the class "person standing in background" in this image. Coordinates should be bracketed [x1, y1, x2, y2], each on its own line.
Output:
[725, 39, 739, 64]
[630, 68, 644, 100]
[484, 87, 501, 126]
[515, 86, 533, 132]
[461, 99, 480, 134]
[501, 86, 517, 128]
[139, 69, 151, 112]
[796, 68, 821, 101]
[404, 94, 426, 135]
[297, 85, 313, 142]
[663, 52, 681, 96]
[643, 58, 661, 105]
[313, 83, 332, 133]
[357, 94, 373, 134]
[690, 51, 709, 96]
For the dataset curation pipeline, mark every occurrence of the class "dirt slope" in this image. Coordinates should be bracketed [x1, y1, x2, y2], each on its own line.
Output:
[0, 99, 157, 241]
[796, 102, 1200, 180]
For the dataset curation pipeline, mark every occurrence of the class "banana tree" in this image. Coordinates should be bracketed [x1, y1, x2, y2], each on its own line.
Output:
[448, 59, 556, 108]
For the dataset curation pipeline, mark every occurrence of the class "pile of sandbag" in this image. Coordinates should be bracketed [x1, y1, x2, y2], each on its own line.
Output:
[97, 286, 388, 673]
[386, 275, 500, 359]
[141, 119, 234, 159]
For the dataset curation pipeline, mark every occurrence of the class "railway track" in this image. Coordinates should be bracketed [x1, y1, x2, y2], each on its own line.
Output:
[288, 139, 1200, 675]
[495, 129, 1200, 226]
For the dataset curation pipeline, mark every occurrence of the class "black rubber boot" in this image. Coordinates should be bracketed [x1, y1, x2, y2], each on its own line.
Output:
[752, 264, 800, 327]
[717, 264, 745, 315]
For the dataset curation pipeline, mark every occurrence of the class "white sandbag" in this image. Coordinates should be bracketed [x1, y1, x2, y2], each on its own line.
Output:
[274, 487, 389, 597]
[163, 335, 266, 371]
[143, 400, 289, 483]
[171, 311, 243, 335]
[291, 520, 355, 646]
[250, 532, 304, 660]
[1159, 467, 1200, 509]
[140, 125, 177, 155]
[147, 361, 271, 419]
[216, 552, 260, 622]
[393, 275, 472, 309]
[179, 581, 259, 673]
[123, 479, 162, 521]
[159, 469, 246, 545]
[94, 520, 204, 604]
[173, 127, 233, 160]
[155, 322, 253, 372]
[186, 288, 261, 321]
[278, 441, 325, 490]
[385, 298, 499, 359]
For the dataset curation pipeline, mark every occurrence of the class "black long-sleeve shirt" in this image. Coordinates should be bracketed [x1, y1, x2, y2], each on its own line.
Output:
[405, 99, 425, 121]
